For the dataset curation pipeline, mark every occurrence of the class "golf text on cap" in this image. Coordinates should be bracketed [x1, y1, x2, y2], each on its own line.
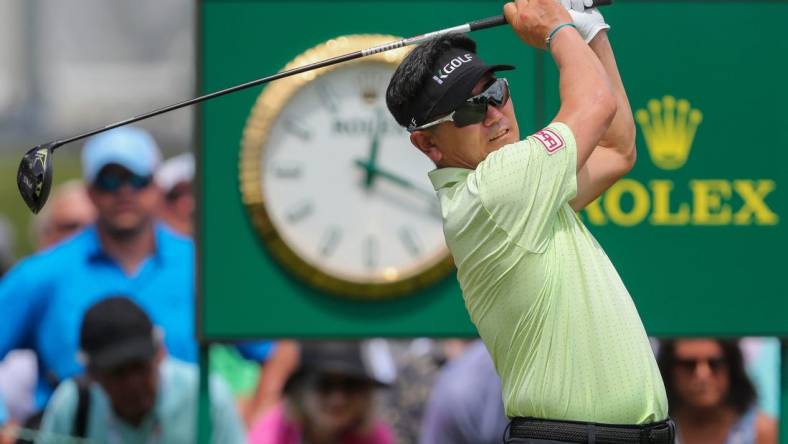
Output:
[432, 53, 474, 85]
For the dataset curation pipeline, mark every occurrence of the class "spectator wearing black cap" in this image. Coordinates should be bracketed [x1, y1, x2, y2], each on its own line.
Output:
[248, 341, 393, 444]
[36, 297, 245, 444]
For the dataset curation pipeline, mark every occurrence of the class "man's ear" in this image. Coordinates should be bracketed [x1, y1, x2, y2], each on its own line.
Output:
[410, 131, 442, 164]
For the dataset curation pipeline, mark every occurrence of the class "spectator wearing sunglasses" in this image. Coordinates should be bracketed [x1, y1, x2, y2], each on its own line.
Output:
[386, 1, 671, 443]
[657, 339, 777, 444]
[0, 126, 273, 416]
[248, 341, 394, 444]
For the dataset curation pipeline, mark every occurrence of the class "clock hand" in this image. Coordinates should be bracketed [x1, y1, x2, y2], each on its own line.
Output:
[353, 159, 436, 201]
[363, 128, 381, 189]
[353, 159, 443, 220]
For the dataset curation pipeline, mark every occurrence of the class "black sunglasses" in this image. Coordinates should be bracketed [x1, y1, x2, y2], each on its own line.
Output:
[675, 357, 728, 374]
[411, 78, 510, 132]
[94, 171, 152, 193]
[312, 374, 371, 395]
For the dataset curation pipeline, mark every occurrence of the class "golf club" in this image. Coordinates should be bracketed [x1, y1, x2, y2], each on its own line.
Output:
[17, 0, 612, 214]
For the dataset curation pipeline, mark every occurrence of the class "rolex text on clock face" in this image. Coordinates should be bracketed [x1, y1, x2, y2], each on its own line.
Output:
[258, 62, 448, 286]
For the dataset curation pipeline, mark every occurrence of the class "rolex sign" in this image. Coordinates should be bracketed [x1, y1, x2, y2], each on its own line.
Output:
[582, 96, 779, 228]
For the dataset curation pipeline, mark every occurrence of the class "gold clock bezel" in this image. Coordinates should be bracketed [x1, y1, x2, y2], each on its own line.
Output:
[239, 34, 454, 300]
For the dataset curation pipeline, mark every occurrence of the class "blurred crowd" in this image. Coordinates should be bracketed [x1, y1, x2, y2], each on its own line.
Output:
[0, 127, 780, 443]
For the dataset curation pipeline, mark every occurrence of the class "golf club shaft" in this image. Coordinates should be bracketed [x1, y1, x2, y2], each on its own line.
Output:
[53, 0, 612, 150]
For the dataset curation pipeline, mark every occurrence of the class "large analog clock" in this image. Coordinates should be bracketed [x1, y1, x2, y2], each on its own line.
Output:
[240, 35, 453, 299]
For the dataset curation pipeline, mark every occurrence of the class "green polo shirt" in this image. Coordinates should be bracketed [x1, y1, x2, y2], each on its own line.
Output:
[429, 122, 667, 424]
[37, 358, 245, 444]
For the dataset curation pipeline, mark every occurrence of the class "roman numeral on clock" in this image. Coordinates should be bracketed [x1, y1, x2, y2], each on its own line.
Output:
[316, 83, 340, 113]
[272, 161, 303, 179]
[319, 226, 342, 257]
[282, 118, 312, 141]
[363, 236, 378, 270]
[286, 201, 313, 223]
[399, 227, 422, 257]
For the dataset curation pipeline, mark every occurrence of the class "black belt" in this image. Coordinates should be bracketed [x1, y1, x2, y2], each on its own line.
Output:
[509, 417, 675, 444]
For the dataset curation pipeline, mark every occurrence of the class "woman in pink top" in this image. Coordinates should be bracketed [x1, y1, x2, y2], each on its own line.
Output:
[249, 341, 394, 444]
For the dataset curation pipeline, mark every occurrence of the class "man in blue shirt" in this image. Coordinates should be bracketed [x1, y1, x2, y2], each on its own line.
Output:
[0, 127, 270, 410]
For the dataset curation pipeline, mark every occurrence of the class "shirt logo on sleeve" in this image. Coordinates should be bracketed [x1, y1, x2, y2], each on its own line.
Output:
[534, 129, 565, 154]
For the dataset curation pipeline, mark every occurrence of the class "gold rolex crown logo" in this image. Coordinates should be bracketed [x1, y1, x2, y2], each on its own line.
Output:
[635, 96, 703, 170]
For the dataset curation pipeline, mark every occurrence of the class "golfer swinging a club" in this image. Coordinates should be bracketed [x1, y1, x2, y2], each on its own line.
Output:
[386, 0, 672, 442]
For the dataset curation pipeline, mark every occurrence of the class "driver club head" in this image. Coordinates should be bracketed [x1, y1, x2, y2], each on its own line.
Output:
[17, 143, 55, 214]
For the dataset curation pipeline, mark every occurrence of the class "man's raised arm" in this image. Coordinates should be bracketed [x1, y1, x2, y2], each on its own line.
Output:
[567, 9, 638, 211]
[504, 0, 617, 175]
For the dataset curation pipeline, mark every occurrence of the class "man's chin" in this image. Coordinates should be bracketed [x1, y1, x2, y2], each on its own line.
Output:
[104, 217, 147, 238]
[486, 137, 514, 154]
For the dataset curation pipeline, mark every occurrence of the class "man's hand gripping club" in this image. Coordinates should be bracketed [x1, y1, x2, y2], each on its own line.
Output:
[503, 0, 574, 50]
[503, 0, 618, 181]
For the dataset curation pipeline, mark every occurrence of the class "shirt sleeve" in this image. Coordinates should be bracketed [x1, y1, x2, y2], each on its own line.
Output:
[235, 341, 275, 362]
[36, 380, 78, 444]
[0, 258, 50, 358]
[209, 375, 246, 444]
[474, 122, 577, 253]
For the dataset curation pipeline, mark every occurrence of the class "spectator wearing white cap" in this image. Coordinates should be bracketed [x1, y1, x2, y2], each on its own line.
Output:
[154, 152, 195, 236]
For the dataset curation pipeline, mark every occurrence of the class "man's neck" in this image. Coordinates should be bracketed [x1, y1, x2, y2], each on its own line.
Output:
[97, 221, 157, 276]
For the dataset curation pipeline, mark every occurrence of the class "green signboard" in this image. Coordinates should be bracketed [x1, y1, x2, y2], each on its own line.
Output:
[199, 0, 536, 339]
[546, 2, 788, 336]
[199, 0, 786, 339]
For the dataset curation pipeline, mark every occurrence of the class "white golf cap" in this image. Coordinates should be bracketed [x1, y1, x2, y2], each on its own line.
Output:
[154, 152, 194, 193]
[82, 127, 162, 183]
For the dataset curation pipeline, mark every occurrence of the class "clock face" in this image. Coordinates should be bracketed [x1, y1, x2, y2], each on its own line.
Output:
[240, 36, 453, 298]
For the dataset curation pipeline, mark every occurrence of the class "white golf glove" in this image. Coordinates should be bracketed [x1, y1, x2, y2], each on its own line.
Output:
[559, 0, 610, 43]
[560, 0, 594, 11]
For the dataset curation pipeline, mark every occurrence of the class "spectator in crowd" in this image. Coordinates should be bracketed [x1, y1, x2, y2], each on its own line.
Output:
[0, 349, 36, 435]
[248, 341, 394, 444]
[0, 181, 96, 437]
[154, 152, 194, 236]
[0, 217, 35, 443]
[741, 337, 780, 420]
[0, 126, 272, 413]
[369, 338, 459, 444]
[152, 151, 281, 425]
[237, 340, 300, 427]
[419, 340, 507, 444]
[657, 338, 777, 444]
[31, 179, 97, 250]
[37, 297, 244, 444]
